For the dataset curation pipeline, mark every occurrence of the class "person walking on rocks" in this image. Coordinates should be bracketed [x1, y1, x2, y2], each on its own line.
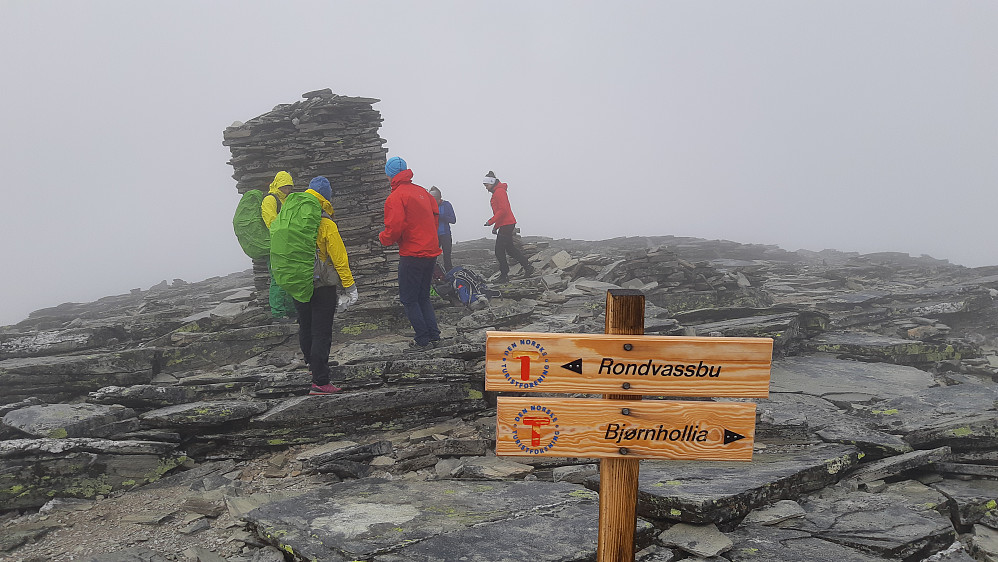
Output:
[483, 170, 533, 283]
[288, 176, 358, 395]
[263, 171, 297, 320]
[429, 186, 457, 273]
[379, 157, 442, 351]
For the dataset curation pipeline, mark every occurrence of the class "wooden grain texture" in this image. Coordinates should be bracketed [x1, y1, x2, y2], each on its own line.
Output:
[599, 289, 644, 562]
[485, 330, 773, 397]
[496, 397, 756, 461]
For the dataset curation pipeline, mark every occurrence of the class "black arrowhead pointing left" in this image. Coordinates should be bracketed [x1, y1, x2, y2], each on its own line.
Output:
[561, 359, 583, 374]
[723, 429, 746, 445]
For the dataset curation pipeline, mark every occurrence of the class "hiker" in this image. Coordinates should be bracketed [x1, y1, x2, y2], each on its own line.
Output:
[263, 171, 297, 320]
[429, 186, 457, 273]
[483, 170, 533, 283]
[379, 157, 442, 351]
[276, 176, 358, 395]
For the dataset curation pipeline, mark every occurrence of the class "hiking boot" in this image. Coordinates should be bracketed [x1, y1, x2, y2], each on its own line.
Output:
[497, 275, 510, 284]
[309, 383, 342, 395]
[523, 264, 535, 277]
[408, 341, 432, 352]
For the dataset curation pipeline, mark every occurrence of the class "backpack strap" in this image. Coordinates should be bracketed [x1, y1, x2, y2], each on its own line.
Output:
[267, 192, 281, 213]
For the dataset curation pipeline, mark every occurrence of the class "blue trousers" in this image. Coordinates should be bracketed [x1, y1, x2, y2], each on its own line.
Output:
[399, 256, 440, 346]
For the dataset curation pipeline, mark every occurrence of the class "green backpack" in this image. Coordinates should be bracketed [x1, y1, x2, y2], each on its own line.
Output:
[232, 190, 280, 259]
[270, 192, 322, 302]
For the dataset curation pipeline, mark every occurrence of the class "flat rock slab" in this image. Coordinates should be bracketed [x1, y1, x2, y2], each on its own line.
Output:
[2, 403, 137, 438]
[851, 378, 998, 449]
[139, 400, 269, 428]
[803, 331, 963, 365]
[726, 526, 887, 561]
[785, 490, 956, 560]
[250, 383, 484, 427]
[244, 479, 645, 561]
[931, 478, 998, 527]
[771, 355, 935, 404]
[0, 438, 184, 510]
[586, 443, 861, 524]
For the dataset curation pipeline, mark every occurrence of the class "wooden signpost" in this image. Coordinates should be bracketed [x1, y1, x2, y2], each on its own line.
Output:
[485, 289, 774, 562]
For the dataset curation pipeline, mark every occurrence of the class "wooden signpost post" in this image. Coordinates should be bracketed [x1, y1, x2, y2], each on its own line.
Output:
[485, 289, 773, 562]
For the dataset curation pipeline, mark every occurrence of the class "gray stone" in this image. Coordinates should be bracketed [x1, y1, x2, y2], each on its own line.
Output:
[449, 456, 534, 479]
[785, 490, 956, 559]
[0, 438, 184, 509]
[2, 402, 138, 439]
[726, 526, 885, 561]
[804, 330, 967, 365]
[740, 499, 805, 525]
[552, 463, 598, 484]
[846, 446, 950, 486]
[658, 523, 732, 557]
[86, 547, 171, 562]
[243, 479, 645, 562]
[931, 478, 998, 527]
[588, 444, 861, 524]
[140, 400, 269, 428]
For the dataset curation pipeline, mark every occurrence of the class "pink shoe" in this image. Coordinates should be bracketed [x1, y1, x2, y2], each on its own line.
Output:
[309, 383, 342, 395]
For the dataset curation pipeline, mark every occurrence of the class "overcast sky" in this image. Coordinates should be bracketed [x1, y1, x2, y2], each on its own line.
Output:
[1, 1, 995, 326]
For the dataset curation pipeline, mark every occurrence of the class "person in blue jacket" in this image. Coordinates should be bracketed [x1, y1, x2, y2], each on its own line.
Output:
[429, 186, 457, 273]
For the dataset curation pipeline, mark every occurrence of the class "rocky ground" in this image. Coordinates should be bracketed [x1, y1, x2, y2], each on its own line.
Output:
[2, 235, 998, 561]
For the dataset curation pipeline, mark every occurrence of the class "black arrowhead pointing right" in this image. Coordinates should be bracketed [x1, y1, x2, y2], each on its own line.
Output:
[723, 429, 746, 445]
[561, 358, 583, 374]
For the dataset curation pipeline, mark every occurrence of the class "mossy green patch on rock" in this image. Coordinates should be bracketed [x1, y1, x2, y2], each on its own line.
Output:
[340, 322, 379, 336]
[47, 427, 69, 439]
[951, 427, 974, 437]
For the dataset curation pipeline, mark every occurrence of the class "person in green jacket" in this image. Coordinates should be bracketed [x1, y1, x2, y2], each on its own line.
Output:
[264, 171, 297, 320]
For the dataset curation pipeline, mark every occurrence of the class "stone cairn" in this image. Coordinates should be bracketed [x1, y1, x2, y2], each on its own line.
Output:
[222, 88, 395, 307]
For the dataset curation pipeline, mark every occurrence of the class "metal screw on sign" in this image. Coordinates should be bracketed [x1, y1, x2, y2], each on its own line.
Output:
[621, 408, 630, 415]
[623, 343, 633, 351]
[621, 382, 631, 390]
[618, 447, 629, 455]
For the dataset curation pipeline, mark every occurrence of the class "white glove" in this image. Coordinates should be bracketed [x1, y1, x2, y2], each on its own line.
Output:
[338, 285, 359, 312]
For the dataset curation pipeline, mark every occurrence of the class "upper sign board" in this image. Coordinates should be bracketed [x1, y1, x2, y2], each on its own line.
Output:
[485, 331, 772, 397]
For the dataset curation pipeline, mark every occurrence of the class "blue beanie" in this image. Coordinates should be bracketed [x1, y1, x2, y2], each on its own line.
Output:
[385, 156, 407, 178]
[309, 176, 332, 202]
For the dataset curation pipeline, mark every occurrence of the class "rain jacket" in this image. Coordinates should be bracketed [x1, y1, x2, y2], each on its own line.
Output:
[306, 188, 355, 289]
[485, 182, 517, 228]
[437, 200, 456, 237]
[380, 170, 442, 258]
[262, 171, 294, 228]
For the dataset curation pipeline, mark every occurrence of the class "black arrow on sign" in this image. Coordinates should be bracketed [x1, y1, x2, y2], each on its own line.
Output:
[561, 358, 583, 374]
[723, 429, 746, 445]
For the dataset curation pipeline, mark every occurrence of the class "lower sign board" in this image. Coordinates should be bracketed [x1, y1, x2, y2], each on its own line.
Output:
[496, 397, 757, 461]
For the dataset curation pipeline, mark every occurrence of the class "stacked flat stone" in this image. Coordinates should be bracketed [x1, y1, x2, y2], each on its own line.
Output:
[223, 89, 396, 303]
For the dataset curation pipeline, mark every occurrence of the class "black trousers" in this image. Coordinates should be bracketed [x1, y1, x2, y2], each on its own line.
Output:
[439, 233, 453, 273]
[495, 224, 529, 276]
[293, 285, 338, 385]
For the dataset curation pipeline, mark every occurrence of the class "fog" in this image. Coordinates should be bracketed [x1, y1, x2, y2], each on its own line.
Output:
[1, 1, 995, 326]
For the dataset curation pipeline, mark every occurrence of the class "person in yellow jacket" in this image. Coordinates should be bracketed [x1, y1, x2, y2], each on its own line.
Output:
[297, 176, 359, 395]
[263, 171, 296, 319]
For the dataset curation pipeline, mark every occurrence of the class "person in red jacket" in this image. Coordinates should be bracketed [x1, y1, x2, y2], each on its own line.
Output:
[483, 170, 534, 283]
[379, 156, 442, 351]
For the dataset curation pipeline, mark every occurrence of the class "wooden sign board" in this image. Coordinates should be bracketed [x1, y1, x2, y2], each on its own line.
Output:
[496, 396, 757, 461]
[485, 331, 772, 398]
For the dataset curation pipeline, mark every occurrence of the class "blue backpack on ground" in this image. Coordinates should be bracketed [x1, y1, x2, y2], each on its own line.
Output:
[444, 266, 500, 308]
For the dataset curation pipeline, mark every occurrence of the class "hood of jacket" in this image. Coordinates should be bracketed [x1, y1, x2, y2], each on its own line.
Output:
[306, 188, 335, 216]
[269, 171, 294, 202]
[389, 169, 415, 190]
